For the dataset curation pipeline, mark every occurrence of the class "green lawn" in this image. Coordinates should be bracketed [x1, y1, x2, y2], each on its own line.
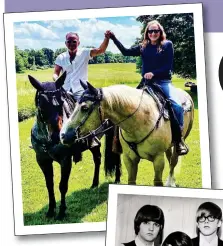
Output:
[17, 63, 201, 225]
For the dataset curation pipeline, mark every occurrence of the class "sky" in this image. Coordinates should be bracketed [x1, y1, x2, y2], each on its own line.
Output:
[13, 16, 142, 54]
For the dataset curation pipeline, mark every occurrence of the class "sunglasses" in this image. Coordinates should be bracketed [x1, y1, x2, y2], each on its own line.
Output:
[147, 29, 161, 34]
[66, 40, 77, 44]
[197, 215, 216, 223]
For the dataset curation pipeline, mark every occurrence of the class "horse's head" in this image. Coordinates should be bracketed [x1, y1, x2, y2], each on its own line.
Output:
[28, 72, 74, 143]
[60, 81, 103, 145]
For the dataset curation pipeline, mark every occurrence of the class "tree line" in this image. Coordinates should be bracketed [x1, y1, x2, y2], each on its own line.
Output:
[15, 46, 136, 73]
[15, 13, 196, 78]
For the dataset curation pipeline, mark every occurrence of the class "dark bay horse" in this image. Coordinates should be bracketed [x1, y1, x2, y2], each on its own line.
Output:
[60, 82, 194, 187]
[28, 72, 121, 220]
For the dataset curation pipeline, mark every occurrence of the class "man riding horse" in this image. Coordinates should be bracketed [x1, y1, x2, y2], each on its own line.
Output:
[53, 31, 111, 147]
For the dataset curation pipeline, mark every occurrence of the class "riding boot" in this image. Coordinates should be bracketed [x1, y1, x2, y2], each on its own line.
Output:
[176, 131, 189, 156]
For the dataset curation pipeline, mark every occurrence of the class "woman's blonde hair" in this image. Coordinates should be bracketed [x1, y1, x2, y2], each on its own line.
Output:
[141, 20, 166, 51]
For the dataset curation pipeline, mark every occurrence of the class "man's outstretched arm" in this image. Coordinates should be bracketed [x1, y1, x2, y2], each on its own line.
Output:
[90, 32, 110, 57]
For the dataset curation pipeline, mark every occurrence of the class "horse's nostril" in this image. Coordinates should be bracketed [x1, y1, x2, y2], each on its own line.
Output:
[61, 133, 65, 139]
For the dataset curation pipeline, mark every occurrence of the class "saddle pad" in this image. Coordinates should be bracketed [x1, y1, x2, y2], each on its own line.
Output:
[145, 86, 192, 120]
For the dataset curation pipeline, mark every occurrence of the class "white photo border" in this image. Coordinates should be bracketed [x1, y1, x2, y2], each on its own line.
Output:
[106, 185, 223, 246]
[3, 3, 211, 235]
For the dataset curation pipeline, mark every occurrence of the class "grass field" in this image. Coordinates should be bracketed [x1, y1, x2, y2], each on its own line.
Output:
[17, 63, 201, 225]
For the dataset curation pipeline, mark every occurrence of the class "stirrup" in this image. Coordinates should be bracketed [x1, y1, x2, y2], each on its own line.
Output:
[176, 141, 189, 156]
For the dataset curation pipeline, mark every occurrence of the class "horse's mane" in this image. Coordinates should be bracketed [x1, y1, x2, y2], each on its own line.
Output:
[102, 85, 146, 110]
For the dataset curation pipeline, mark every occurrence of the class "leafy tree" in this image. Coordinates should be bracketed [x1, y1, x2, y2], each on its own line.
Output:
[54, 48, 67, 59]
[104, 51, 114, 63]
[96, 54, 105, 64]
[34, 50, 48, 66]
[42, 48, 54, 65]
[114, 54, 124, 63]
[28, 55, 35, 67]
[15, 46, 25, 73]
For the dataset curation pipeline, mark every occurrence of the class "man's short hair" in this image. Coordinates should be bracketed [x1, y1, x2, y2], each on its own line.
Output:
[134, 204, 164, 234]
[65, 32, 79, 40]
[196, 202, 222, 222]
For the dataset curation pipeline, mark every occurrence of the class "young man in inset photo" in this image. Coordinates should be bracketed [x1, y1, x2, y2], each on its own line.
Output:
[123, 204, 165, 246]
[192, 202, 223, 246]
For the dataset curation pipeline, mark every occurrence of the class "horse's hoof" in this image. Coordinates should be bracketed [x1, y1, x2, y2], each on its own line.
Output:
[154, 181, 164, 186]
[91, 183, 98, 189]
[56, 211, 66, 220]
[46, 209, 56, 218]
[114, 180, 120, 184]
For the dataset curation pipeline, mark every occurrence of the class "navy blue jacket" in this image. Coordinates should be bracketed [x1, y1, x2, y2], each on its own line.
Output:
[112, 37, 173, 80]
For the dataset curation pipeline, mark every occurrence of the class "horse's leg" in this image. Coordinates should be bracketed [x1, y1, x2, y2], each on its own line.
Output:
[36, 155, 56, 218]
[89, 146, 101, 188]
[165, 147, 178, 187]
[115, 157, 121, 184]
[153, 153, 165, 186]
[57, 157, 72, 220]
[123, 154, 140, 185]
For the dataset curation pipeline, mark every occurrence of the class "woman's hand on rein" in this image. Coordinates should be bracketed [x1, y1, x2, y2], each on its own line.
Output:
[144, 72, 154, 80]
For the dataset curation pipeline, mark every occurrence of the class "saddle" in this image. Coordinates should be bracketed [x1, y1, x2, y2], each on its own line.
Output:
[140, 80, 192, 143]
[145, 83, 192, 120]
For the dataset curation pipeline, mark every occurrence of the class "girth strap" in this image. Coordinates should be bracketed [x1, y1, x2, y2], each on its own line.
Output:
[120, 100, 166, 158]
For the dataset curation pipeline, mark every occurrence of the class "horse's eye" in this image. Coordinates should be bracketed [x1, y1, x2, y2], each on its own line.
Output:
[81, 105, 89, 112]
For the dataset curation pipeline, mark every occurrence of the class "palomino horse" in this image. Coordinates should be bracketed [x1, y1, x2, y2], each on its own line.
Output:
[28, 72, 121, 219]
[60, 82, 194, 187]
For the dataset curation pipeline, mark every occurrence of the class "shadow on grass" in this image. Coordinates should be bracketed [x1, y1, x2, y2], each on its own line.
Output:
[24, 182, 111, 226]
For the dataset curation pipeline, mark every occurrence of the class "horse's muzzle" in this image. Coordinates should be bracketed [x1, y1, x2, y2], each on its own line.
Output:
[60, 128, 78, 145]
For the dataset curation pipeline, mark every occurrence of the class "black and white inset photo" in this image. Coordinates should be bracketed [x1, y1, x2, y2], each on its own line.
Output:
[106, 185, 223, 246]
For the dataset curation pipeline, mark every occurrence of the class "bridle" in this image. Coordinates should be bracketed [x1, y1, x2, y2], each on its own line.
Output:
[36, 88, 75, 123]
[73, 88, 104, 141]
[32, 87, 76, 151]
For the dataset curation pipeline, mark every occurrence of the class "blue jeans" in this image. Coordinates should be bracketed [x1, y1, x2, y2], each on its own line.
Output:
[156, 80, 184, 129]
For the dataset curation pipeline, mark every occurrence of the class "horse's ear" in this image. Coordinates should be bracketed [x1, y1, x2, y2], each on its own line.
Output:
[28, 75, 43, 91]
[55, 71, 66, 89]
[87, 82, 98, 95]
[80, 80, 88, 90]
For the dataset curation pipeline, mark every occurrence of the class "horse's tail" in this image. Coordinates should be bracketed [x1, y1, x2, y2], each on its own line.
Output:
[104, 125, 122, 177]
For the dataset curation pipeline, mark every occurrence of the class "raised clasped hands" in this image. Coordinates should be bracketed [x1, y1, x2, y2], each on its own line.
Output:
[104, 30, 115, 40]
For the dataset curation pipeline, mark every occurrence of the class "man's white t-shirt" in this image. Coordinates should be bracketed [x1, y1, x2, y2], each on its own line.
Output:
[55, 48, 92, 96]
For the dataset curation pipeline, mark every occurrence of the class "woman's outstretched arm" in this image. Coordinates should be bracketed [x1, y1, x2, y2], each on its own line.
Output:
[109, 31, 141, 57]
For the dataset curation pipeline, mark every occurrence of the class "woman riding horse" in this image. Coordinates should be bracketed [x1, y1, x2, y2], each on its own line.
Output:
[107, 20, 188, 155]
